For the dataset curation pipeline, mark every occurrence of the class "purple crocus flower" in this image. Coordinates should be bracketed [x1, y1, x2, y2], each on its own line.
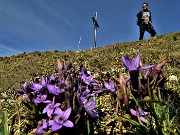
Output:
[78, 86, 94, 98]
[31, 83, 43, 92]
[49, 107, 74, 131]
[122, 54, 155, 91]
[47, 84, 63, 95]
[80, 88, 91, 97]
[31, 76, 47, 92]
[81, 73, 94, 85]
[41, 76, 47, 87]
[80, 65, 86, 73]
[79, 97, 99, 118]
[33, 94, 51, 104]
[16, 82, 31, 102]
[130, 108, 149, 123]
[16, 82, 30, 95]
[34, 120, 48, 135]
[43, 97, 60, 117]
[49, 74, 56, 82]
[104, 81, 116, 92]
[122, 54, 154, 71]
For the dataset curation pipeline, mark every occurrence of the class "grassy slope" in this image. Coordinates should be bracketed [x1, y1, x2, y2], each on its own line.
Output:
[0, 32, 180, 100]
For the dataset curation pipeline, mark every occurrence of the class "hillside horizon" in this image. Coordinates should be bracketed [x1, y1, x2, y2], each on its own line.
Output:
[0, 31, 179, 58]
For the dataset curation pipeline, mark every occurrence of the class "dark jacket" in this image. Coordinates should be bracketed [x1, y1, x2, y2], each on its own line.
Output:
[136, 10, 152, 25]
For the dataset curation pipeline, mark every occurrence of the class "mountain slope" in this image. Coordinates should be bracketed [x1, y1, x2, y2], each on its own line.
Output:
[0, 32, 179, 99]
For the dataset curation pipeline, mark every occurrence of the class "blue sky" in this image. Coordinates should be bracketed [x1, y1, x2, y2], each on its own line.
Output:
[0, 0, 180, 56]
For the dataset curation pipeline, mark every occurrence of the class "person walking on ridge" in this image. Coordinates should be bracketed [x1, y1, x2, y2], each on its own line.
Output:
[136, 3, 157, 40]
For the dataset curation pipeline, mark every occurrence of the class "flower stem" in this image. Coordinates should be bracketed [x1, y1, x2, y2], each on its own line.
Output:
[147, 79, 163, 135]
[87, 115, 90, 135]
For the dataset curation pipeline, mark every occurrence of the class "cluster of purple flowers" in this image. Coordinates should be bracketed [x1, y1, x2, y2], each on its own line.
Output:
[16, 75, 74, 134]
[16, 59, 120, 134]
[16, 54, 167, 134]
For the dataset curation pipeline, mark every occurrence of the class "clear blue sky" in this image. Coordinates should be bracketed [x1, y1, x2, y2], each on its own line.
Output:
[0, 0, 180, 56]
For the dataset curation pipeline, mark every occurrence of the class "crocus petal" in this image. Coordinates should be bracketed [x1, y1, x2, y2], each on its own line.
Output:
[63, 108, 72, 120]
[41, 76, 47, 87]
[47, 84, 55, 92]
[47, 109, 54, 117]
[93, 89, 105, 94]
[23, 82, 29, 90]
[85, 100, 96, 111]
[133, 54, 140, 69]
[139, 65, 155, 70]
[47, 85, 60, 95]
[54, 107, 63, 116]
[138, 108, 149, 116]
[122, 55, 141, 71]
[104, 81, 115, 91]
[48, 120, 56, 126]
[54, 103, 61, 108]
[87, 75, 93, 81]
[138, 108, 143, 115]
[109, 82, 115, 92]
[42, 120, 48, 129]
[109, 81, 114, 87]
[63, 120, 74, 128]
[42, 100, 51, 104]
[42, 106, 49, 114]
[51, 124, 62, 131]
[104, 82, 109, 89]
[80, 66, 86, 72]
[86, 110, 99, 118]
[82, 89, 90, 97]
[35, 126, 44, 134]
[143, 111, 149, 115]
[31, 83, 43, 91]
[52, 96, 55, 104]
[34, 98, 41, 103]
[80, 97, 87, 105]
[81, 73, 94, 85]
[50, 74, 55, 81]
[130, 109, 137, 116]
[139, 116, 147, 123]
[53, 115, 63, 125]
[122, 56, 131, 71]
[41, 95, 47, 100]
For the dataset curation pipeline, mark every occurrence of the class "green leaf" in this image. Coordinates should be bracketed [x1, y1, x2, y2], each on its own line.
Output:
[1, 111, 8, 135]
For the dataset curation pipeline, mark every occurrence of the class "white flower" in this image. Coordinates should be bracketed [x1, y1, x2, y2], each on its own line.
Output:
[169, 75, 178, 82]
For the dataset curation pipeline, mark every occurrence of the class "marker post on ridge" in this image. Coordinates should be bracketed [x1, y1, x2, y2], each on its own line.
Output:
[92, 12, 99, 48]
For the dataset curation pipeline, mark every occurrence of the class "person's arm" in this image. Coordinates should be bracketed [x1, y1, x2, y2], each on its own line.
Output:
[136, 11, 144, 22]
[149, 11, 152, 24]
[136, 11, 142, 19]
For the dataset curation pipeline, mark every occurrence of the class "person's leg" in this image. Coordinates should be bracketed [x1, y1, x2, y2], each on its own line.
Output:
[147, 24, 157, 37]
[139, 24, 145, 40]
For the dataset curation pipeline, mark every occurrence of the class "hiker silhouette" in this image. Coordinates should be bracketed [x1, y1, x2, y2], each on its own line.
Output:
[136, 3, 157, 40]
